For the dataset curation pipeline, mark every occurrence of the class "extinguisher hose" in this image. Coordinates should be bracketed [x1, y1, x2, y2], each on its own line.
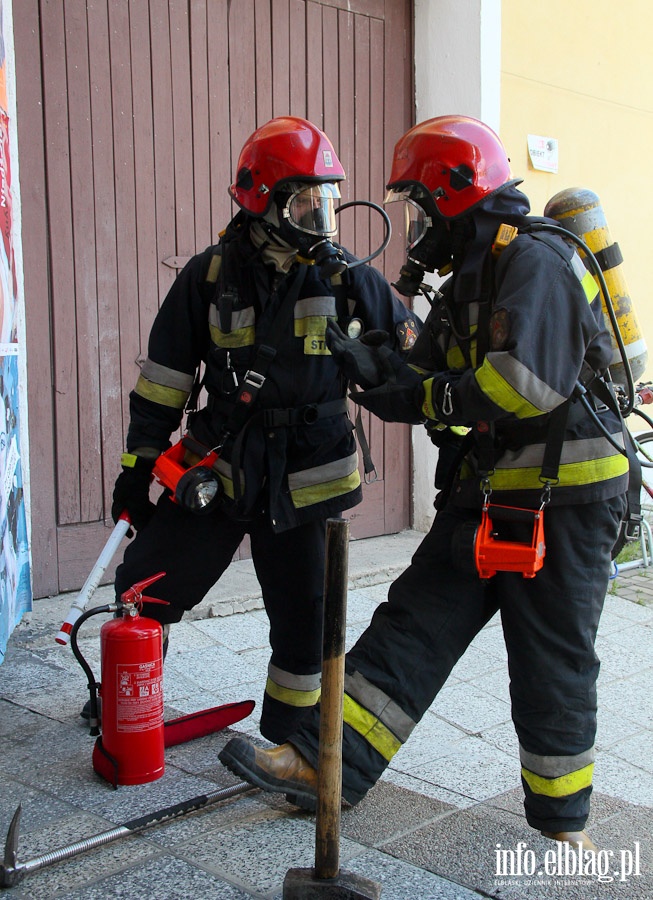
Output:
[70, 605, 116, 737]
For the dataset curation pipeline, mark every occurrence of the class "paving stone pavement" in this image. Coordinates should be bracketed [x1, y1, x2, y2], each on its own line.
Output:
[0, 530, 651, 899]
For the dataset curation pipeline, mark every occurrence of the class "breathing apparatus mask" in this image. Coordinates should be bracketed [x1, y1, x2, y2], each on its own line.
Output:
[384, 185, 453, 297]
[264, 181, 391, 279]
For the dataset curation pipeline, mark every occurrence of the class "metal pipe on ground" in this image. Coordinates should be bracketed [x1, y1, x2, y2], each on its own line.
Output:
[283, 518, 382, 899]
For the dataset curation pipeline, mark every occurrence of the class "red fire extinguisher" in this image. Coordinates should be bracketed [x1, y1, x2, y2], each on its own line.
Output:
[71, 572, 169, 787]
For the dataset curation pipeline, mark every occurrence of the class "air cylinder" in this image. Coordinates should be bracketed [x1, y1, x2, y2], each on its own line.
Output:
[544, 187, 647, 384]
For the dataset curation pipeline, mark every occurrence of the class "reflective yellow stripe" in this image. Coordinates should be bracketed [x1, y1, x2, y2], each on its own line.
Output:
[446, 332, 477, 369]
[206, 254, 221, 283]
[342, 694, 402, 762]
[209, 323, 255, 348]
[475, 361, 545, 419]
[265, 677, 321, 708]
[295, 315, 328, 337]
[522, 762, 594, 797]
[134, 374, 189, 409]
[468, 453, 629, 491]
[581, 270, 599, 302]
[290, 469, 361, 509]
[421, 377, 438, 420]
[211, 457, 244, 501]
[570, 251, 599, 303]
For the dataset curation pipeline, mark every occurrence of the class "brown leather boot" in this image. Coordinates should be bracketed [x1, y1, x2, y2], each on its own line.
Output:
[541, 830, 598, 852]
[219, 738, 318, 810]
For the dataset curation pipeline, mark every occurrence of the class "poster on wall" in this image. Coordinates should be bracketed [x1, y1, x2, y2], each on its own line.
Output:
[0, 4, 32, 663]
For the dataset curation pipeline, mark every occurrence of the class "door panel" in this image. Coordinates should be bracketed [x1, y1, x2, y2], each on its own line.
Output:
[17, 0, 414, 597]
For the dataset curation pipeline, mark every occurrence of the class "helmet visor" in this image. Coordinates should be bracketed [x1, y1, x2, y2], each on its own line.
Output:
[384, 187, 433, 252]
[283, 183, 341, 237]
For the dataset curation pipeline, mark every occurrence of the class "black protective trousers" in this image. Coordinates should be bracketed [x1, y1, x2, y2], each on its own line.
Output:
[291, 494, 625, 832]
[115, 492, 326, 744]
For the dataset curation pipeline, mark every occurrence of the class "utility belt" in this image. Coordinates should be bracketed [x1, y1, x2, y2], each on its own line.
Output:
[206, 394, 348, 428]
[490, 397, 596, 455]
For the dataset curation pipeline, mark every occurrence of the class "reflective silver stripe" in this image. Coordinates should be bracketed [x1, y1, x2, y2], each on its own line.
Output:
[496, 432, 625, 469]
[141, 358, 195, 393]
[520, 745, 596, 778]
[344, 670, 416, 744]
[268, 663, 321, 692]
[208, 305, 255, 330]
[287, 451, 358, 492]
[295, 296, 337, 318]
[570, 251, 589, 283]
[484, 351, 566, 413]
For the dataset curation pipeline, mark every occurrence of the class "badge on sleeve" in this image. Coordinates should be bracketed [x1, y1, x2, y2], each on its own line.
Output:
[397, 317, 418, 351]
[489, 308, 510, 350]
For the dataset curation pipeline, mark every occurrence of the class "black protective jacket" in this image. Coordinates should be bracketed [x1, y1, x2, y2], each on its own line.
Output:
[127, 219, 419, 531]
[410, 187, 629, 507]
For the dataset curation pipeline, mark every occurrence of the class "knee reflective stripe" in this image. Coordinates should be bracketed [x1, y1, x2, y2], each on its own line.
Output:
[520, 746, 595, 798]
[341, 671, 417, 763]
[342, 694, 402, 762]
[265, 667, 321, 708]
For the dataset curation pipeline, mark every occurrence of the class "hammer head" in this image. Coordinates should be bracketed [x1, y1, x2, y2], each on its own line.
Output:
[1, 805, 25, 888]
[282, 867, 382, 899]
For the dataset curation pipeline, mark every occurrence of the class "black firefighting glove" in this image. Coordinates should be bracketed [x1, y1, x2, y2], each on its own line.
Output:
[426, 421, 470, 489]
[325, 320, 392, 390]
[349, 357, 427, 424]
[111, 452, 157, 534]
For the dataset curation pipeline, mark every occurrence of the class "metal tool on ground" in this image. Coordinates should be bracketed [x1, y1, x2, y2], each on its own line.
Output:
[283, 518, 382, 900]
[0, 781, 255, 890]
[55, 512, 132, 645]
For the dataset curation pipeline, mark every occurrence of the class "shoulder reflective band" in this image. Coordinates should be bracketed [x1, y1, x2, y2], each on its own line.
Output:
[570, 251, 599, 303]
[206, 253, 222, 283]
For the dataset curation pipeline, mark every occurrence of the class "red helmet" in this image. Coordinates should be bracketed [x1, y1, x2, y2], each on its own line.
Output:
[229, 117, 346, 216]
[386, 115, 514, 219]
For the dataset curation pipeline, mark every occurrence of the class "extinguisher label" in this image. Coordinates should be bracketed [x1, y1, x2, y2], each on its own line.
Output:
[116, 659, 164, 733]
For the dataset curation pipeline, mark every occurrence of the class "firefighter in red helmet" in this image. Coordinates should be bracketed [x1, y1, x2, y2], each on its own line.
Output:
[220, 116, 630, 849]
[87, 117, 420, 744]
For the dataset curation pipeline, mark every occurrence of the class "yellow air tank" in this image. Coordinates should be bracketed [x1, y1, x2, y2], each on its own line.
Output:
[544, 187, 647, 385]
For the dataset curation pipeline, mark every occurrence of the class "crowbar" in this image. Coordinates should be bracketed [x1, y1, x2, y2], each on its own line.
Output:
[56, 512, 132, 645]
[1, 780, 256, 889]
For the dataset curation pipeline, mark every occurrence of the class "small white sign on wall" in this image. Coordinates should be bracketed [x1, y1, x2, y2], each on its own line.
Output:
[527, 134, 559, 173]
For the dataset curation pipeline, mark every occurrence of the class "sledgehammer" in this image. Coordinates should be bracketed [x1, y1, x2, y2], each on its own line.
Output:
[283, 518, 381, 900]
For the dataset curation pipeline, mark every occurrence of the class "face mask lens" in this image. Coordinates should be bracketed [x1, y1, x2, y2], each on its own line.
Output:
[384, 188, 431, 252]
[286, 184, 340, 237]
[404, 198, 430, 252]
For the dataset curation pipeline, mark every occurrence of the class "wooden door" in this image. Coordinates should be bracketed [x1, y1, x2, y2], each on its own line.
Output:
[15, 0, 414, 597]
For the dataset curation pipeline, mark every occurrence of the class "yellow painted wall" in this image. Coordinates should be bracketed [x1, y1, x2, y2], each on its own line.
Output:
[501, 0, 653, 385]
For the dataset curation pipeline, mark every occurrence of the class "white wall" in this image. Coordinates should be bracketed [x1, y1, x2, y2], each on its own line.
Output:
[411, 0, 502, 531]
